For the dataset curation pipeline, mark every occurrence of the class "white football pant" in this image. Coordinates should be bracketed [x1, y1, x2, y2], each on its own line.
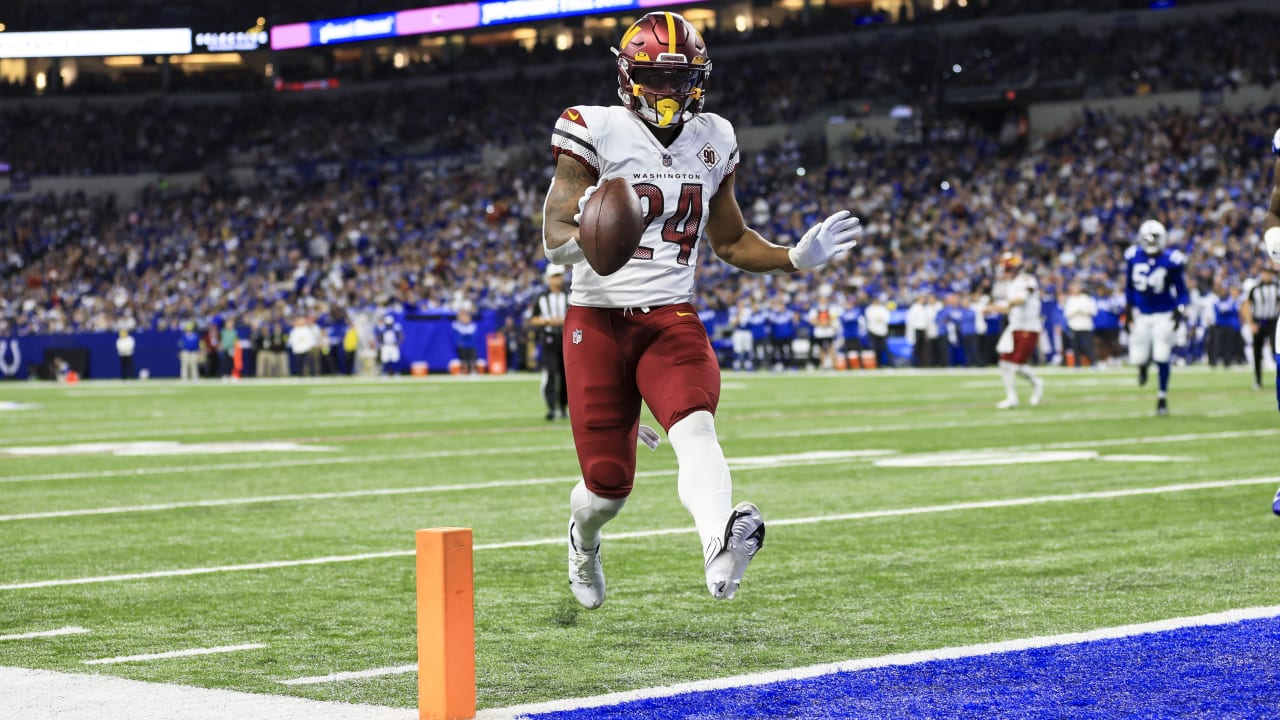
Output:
[1129, 310, 1175, 366]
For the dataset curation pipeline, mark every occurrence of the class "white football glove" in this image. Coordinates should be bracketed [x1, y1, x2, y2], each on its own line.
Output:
[1272, 128, 1280, 156]
[788, 211, 862, 271]
[572, 182, 601, 225]
[1264, 226, 1280, 265]
[637, 424, 661, 451]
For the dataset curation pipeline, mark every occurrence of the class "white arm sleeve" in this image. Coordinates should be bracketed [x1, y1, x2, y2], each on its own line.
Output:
[545, 237, 586, 265]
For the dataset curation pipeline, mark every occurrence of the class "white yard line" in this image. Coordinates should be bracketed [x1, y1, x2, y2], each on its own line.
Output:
[3, 475, 1274, 592]
[83, 644, 266, 665]
[2, 424, 1271, 521]
[0, 626, 89, 641]
[0, 443, 577, 485]
[0, 451, 896, 522]
[279, 664, 419, 686]
[3, 413, 1259, 486]
[0, 473, 609, 522]
[477, 604, 1280, 719]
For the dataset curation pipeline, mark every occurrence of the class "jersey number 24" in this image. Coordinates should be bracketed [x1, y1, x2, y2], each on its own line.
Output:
[633, 182, 703, 266]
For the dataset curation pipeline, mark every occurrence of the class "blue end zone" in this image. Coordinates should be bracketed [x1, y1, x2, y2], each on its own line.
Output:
[527, 617, 1280, 719]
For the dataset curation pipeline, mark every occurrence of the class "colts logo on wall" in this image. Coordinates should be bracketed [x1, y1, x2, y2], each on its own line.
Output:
[0, 339, 21, 377]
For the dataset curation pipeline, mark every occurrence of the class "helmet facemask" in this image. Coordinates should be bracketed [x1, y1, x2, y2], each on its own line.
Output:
[1138, 220, 1167, 255]
[615, 13, 711, 129]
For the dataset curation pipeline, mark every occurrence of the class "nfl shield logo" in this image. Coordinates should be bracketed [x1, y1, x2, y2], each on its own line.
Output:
[662, 153, 673, 167]
[572, 328, 582, 345]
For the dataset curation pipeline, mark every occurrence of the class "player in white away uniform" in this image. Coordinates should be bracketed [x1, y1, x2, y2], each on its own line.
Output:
[541, 11, 861, 608]
[993, 252, 1045, 409]
[1262, 130, 1280, 515]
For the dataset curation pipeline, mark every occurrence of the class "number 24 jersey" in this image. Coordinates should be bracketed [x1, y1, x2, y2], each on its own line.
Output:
[551, 105, 739, 309]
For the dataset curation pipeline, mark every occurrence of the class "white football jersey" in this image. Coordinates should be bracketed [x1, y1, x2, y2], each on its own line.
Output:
[550, 105, 739, 308]
[1001, 273, 1042, 332]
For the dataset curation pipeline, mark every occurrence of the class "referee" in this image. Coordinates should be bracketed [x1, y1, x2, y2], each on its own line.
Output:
[1245, 266, 1280, 389]
[530, 265, 569, 420]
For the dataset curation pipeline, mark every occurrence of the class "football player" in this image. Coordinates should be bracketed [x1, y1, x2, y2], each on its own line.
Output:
[1263, 129, 1280, 515]
[992, 252, 1045, 409]
[1123, 219, 1189, 416]
[377, 314, 402, 377]
[542, 12, 861, 608]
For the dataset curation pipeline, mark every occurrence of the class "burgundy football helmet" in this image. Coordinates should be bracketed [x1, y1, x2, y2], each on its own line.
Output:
[614, 12, 711, 129]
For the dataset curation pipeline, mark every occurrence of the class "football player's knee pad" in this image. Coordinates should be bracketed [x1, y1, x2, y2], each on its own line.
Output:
[583, 456, 633, 499]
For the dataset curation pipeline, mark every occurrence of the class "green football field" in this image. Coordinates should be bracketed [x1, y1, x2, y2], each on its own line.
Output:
[0, 366, 1277, 712]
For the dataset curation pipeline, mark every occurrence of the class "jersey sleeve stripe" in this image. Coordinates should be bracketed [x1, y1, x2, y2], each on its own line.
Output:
[551, 127, 600, 175]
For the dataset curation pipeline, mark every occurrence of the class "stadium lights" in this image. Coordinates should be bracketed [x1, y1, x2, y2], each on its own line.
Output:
[102, 55, 144, 67]
[171, 53, 243, 65]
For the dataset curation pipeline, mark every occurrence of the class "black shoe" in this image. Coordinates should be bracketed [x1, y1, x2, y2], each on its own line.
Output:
[545, 411, 555, 421]
[1156, 397, 1168, 416]
[1138, 365, 1149, 387]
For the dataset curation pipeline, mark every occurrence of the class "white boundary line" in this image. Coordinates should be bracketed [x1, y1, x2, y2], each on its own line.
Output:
[476, 605, 1280, 719]
[4, 605, 1273, 719]
[2, 475, 1273, 592]
[279, 664, 418, 686]
[83, 643, 266, 665]
[0, 626, 89, 641]
[0, 665, 417, 720]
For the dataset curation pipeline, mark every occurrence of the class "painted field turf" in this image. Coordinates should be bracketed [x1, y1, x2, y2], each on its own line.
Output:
[0, 367, 1276, 715]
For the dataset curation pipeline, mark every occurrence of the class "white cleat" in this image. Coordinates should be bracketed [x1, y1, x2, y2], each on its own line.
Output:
[996, 398, 1019, 410]
[567, 522, 605, 609]
[1030, 379, 1044, 406]
[705, 502, 766, 600]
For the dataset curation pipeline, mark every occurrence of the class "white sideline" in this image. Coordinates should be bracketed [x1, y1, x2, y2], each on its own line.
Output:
[2, 475, 1275, 592]
[476, 604, 1280, 719]
[5, 605, 1276, 719]
[0, 626, 89, 641]
[0, 666, 415, 720]
[83, 644, 266, 665]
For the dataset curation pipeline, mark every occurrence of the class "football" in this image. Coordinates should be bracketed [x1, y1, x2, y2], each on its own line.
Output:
[578, 177, 645, 276]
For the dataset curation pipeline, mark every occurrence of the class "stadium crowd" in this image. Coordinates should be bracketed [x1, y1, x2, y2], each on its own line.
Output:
[4, 0, 1280, 373]
[3, 7, 1278, 176]
[4, 96, 1278, 372]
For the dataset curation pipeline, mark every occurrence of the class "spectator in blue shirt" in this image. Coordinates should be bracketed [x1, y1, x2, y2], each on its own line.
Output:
[452, 309, 479, 375]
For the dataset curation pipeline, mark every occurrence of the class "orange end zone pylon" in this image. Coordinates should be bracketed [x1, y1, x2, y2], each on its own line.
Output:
[417, 528, 476, 720]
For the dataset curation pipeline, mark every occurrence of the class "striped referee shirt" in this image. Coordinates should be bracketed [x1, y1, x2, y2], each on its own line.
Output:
[532, 292, 568, 342]
[1248, 280, 1280, 321]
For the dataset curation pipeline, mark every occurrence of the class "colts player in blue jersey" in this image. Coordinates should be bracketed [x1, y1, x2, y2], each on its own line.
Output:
[1124, 219, 1189, 416]
[1263, 130, 1280, 514]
